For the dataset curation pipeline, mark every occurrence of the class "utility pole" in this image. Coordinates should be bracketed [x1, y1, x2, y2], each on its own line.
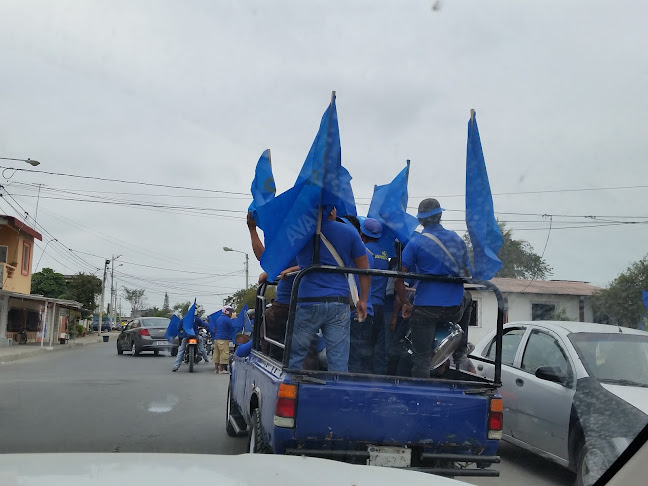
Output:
[111, 256, 115, 329]
[98, 259, 110, 336]
[245, 252, 249, 289]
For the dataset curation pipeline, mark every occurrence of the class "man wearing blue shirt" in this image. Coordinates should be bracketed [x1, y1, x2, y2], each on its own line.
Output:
[247, 212, 298, 361]
[289, 205, 370, 373]
[395, 198, 473, 378]
[213, 305, 234, 374]
[172, 309, 210, 372]
[360, 218, 389, 375]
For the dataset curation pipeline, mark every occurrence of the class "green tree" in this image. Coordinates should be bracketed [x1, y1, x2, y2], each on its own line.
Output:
[123, 287, 147, 317]
[173, 301, 192, 316]
[31, 268, 67, 299]
[464, 222, 553, 280]
[225, 284, 276, 313]
[593, 256, 648, 328]
[66, 272, 103, 317]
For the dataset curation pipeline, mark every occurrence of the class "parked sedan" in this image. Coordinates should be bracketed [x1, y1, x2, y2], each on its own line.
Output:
[473, 321, 648, 486]
[116, 317, 176, 356]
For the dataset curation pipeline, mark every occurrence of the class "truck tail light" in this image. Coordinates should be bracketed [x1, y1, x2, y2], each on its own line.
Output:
[488, 397, 503, 440]
[139, 329, 150, 336]
[274, 383, 297, 428]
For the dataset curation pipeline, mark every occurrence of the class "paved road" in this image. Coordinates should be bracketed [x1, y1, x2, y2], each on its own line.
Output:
[0, 338, 247, 454]
[0, 342, 573, 484]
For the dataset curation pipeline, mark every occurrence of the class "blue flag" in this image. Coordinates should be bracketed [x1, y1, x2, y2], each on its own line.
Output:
[182, 300, 197, 336]
[231, 304, 248, 341]
[368, 162, 418, 257]
[249, 149, 276, 228]
[207, 310, 222, 335]
[259, 94, 341, 281]
[336, 166, 357, 217]
[643, 290, 648, 311]
[165, 315, 181, 343]
[466, 111, 503, 280]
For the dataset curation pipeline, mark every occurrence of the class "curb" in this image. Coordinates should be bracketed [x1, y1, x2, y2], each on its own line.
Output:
[0, 338, 105, 364]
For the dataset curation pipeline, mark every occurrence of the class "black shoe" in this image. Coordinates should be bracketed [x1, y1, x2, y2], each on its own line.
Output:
[172, 367, 178, 372]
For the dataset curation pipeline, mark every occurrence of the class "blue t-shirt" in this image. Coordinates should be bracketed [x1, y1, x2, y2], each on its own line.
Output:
[365, 241, 389, 306]
[214, 315, 234, 340]
[401, 224, 472, 307]
[275, 259, 298, 305]
[296, 218, 367, 300]
[178, 316, 203, 339]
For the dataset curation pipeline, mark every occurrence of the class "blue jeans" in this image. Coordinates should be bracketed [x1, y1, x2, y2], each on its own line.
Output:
[289, 302, 350, 372]
[349, 314, 374, 374]
[174, 336, 209, 369]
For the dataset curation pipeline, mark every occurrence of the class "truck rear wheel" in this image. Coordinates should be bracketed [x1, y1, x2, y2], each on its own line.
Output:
[248, 408, 271, 453]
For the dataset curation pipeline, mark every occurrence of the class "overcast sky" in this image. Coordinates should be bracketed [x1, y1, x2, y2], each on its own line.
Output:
[1, 1, 646, 315]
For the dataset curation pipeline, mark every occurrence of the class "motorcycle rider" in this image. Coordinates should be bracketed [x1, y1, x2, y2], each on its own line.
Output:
[172, 306, 210, 372]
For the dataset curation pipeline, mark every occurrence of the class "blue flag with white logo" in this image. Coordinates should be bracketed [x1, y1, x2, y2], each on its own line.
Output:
[643, 290, 648, 311]
[368, 162, 418, 257]
[181, 300, 197, 336]
[207, 310, 222, 335]
[466, 111, 503, 280]
[258, 94, 342, 281]
[230, 304, 248, 341]
[249, 149, 276, 229]
[165, 315, 181, 343]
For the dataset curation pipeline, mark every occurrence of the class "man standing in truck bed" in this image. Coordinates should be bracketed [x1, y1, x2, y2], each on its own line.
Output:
[395, 198, 473, 378]
[288, 205, 370, 373]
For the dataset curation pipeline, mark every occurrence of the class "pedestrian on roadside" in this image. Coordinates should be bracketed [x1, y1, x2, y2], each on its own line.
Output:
[213, 305, 234, 374]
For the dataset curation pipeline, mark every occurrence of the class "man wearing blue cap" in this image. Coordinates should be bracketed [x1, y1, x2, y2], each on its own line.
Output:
[289, 205, 370, 373]
[359, 218, 390, 375]
[395, 198, 473, 378]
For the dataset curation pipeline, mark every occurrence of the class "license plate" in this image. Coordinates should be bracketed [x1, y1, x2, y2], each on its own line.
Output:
[155, 341, 168, 346]
[367, 446, 411, 468]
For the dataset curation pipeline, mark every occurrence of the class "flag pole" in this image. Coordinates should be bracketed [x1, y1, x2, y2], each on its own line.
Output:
[312, 90, 336, 264]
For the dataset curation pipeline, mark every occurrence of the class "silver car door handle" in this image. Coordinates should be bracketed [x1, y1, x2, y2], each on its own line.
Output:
[477, 364, 484, 371]
[515, 378, 524, 387]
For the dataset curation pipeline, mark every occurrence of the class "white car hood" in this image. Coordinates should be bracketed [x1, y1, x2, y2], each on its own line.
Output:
[0, 453, 469, 486]
[601, 383, 648, 415]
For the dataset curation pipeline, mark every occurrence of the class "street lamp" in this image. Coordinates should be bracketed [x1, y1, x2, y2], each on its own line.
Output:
[0, 157, 40, 166]
[223, 246, 249, 289]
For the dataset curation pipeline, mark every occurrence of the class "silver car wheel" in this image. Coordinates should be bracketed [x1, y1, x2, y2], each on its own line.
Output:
[581, 447, 608, 486]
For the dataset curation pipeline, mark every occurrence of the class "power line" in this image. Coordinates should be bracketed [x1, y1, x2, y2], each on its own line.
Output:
[0, 165, 248, 196]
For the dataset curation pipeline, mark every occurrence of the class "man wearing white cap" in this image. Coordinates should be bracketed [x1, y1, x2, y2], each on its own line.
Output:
[213, 305, 234, 374]
[395, 198, 473, 379]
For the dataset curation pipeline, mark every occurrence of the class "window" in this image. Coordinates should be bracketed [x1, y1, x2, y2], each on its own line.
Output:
[521, 330, 570, 376]
[468, 299, 479, 327]
[485, 327, 526, 366]
[532, 303, 555, 321]
[0, 245, 7, 264]
[21, 241, 31, 275]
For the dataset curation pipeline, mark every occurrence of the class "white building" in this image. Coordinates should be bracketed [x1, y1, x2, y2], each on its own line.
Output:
[466, 278, 601, 344]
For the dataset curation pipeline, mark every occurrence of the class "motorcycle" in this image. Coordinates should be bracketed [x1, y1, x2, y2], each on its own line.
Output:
[182, 336, 203, 372]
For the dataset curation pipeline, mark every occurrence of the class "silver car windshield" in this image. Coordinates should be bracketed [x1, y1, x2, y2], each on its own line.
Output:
[569, 333, 648, 387]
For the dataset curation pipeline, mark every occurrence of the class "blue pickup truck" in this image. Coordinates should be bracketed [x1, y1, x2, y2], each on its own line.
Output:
[226, 265, 505, 478]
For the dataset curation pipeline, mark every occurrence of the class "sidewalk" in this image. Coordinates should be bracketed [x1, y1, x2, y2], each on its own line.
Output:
[0, 332, 117, 364]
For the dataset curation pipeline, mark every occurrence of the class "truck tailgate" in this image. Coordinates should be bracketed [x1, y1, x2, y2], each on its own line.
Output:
[294, 376, 492, 445]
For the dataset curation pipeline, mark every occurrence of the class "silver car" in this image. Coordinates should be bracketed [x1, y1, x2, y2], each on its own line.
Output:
[117, 317, 175, 356]
[472, 321, 648, 486]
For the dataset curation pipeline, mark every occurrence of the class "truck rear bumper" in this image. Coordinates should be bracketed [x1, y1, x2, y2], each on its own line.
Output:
[284, 448, 500, 477]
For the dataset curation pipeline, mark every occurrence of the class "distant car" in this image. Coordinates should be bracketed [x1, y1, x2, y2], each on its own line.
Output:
[92, 321, 111, 332]
[473, 321, 648, 486]
[116, 317, 175, 356]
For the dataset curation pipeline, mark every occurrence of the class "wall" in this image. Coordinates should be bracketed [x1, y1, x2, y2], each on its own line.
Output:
[467, 289, 594, 345]
[0, 226, 35, 295]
